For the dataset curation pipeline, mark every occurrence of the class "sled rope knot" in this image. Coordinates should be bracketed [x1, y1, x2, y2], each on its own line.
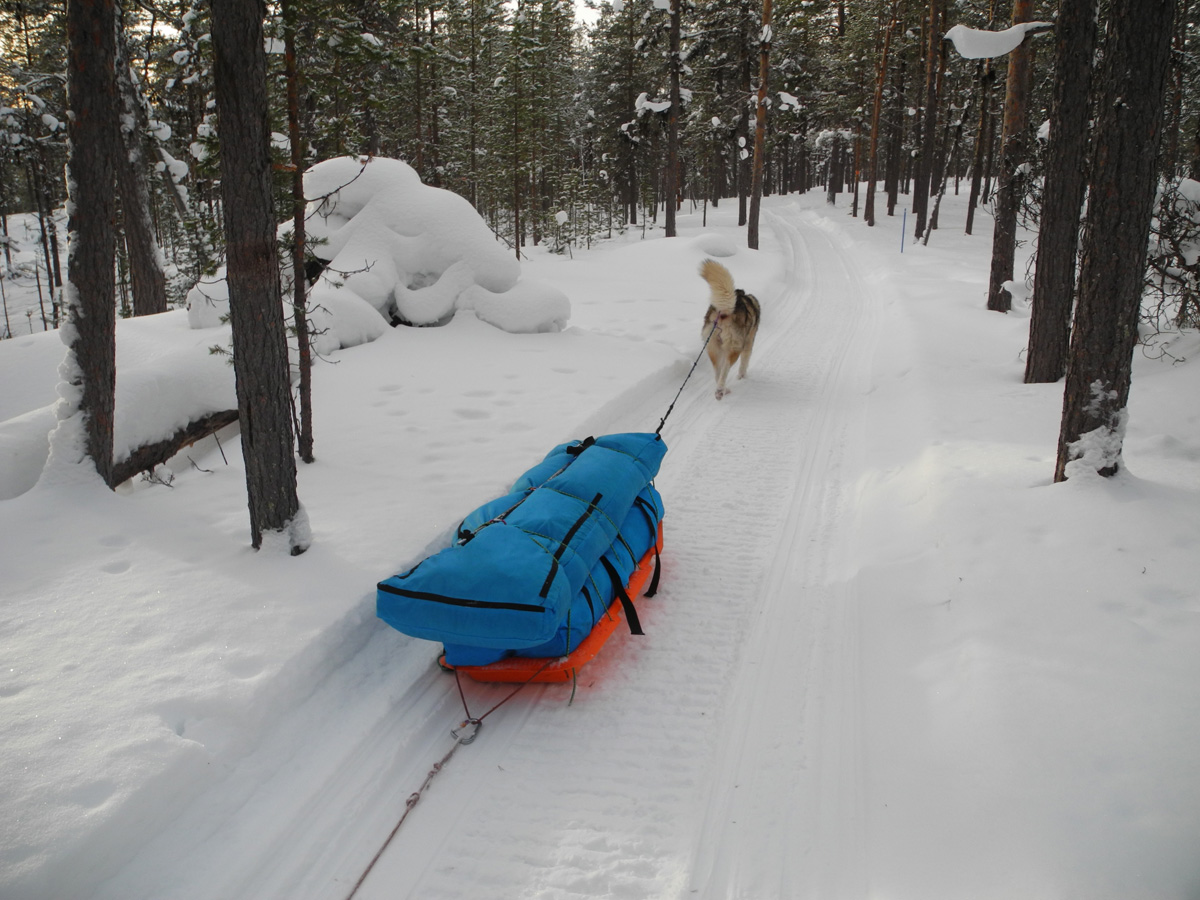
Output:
[342, 736, 462, 900]
[342, 655, 557, 900]
[656, 318, 720, 436]
[453, 658, 555, 723]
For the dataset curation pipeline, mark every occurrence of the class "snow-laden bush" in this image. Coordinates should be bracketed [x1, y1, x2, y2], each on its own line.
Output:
[186, 156, 570, 348]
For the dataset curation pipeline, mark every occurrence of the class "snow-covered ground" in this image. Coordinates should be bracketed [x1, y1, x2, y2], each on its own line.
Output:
[2, 185, 1199, 900]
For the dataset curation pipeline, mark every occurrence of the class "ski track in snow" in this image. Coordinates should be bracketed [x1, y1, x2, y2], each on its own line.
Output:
[96, 201, 884, 900]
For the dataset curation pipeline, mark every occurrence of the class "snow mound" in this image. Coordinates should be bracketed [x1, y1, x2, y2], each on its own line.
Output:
[306, 282, 389, 354]
[0, 404, 55, 500]
[185, 274, 229, 330]
[305, 156, 564, 332]
[186, 156, 570, 342]
[461, 277, 570, 333]
[690, 233, 739, 258]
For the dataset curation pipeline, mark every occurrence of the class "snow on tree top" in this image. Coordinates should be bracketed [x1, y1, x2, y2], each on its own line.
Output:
[944, 22, 1052, 60]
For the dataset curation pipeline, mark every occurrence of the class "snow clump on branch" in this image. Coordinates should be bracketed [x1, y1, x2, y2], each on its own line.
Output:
[944, 22, 1052, 60]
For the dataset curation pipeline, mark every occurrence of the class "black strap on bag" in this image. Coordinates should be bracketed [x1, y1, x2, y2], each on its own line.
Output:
[539, 492, 604, 599]
[632, 495, 662, 598]
[599, 556, 644, 635]
[565, 436, 596, 456]
[644, 545, 661, 598]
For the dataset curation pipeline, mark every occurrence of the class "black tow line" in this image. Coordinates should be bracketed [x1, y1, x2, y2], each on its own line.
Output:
[656, 318, 719, 437]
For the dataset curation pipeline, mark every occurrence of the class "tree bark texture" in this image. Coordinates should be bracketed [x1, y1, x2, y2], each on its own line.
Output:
[66, 0, 119, 487]
[211, 0, 304, 550]
[986, 0, 1036, 312]
[1054, 0, 1176, 482]
[747, 0, 772, 249]
[114, 17, 168, 317]
[1024, 0, 1097, 383]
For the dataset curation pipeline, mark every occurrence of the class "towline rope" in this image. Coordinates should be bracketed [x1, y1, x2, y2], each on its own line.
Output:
[341, 659, 555, 900]
[340, 738, 461, 900]
[656, 318, 720, 437]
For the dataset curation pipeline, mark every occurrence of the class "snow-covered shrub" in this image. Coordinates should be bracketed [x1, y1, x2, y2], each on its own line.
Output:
[185, 156, 570, 349]
[303, 156, 568, 333]
[1146, 177, 1200, 332]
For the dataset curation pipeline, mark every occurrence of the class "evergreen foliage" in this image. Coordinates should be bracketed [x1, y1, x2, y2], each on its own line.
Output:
[1, 0, 1195, 323]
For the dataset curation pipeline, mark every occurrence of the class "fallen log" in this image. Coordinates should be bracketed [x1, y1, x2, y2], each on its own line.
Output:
[111, 409, 239, 487]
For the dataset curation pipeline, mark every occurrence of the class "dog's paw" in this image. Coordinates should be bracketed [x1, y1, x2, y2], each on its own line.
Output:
[715, 387, 728, 400]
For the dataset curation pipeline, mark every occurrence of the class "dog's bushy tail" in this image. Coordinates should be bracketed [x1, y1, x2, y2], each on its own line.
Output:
[699, 258, 737, 313]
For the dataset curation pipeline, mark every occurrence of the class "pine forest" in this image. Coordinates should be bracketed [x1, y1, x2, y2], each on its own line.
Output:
[2, 0, 1196, 334]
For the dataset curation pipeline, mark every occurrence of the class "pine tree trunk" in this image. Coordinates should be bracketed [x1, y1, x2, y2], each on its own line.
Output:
[284, 0, 313, 463]
[30, 150, 64, 324]
[737, 0, 752, 226]
[1054, 0, 1177, 482]
[747, 0, 772, 249]
[467, 3, 479, 208]
[965, 61, 995, 235]
[665, 0, 681, 238]
[512, 81, 523, 255]
[913, 0, 943, 238]
[211, 0, 306, 551]
[1024, 0, 1097, 383]
[924, 39, 950, 234]
[1192, 112, 1200, 181]
[865, 3, 898, 227]
[64, 0, 119, 487]
[427, 7, 441, 185]
[412, 1, 426, 177]
[1161, 0, 1189, 178]
[986, 0, 1036, 312]
[885, 53, 905, 216]
[924, 88, 970, 245]
[851, 119, 861, 217]
[114, 17, 168, 317]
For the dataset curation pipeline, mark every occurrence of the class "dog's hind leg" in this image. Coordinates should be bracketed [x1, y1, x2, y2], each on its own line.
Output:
[709, 343, 732, 399]
[716, 351, 739, 399]
[737, 334, 756, 380]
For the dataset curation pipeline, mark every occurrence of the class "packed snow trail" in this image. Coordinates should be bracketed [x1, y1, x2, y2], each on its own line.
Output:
[350, 199, 883, 899]
[94, 198, 883, 900]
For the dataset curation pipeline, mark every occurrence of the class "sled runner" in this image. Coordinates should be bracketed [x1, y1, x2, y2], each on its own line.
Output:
[377, 432, 666, 683]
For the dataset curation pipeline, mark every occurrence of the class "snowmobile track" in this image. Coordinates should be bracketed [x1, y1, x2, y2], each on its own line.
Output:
[353, 201, 883, 900]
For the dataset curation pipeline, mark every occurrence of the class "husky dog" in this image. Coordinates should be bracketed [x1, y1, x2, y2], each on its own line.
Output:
[699, 258, 761, 400]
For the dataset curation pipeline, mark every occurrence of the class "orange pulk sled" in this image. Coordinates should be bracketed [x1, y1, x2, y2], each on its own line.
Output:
[376, 433, 666, 683]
